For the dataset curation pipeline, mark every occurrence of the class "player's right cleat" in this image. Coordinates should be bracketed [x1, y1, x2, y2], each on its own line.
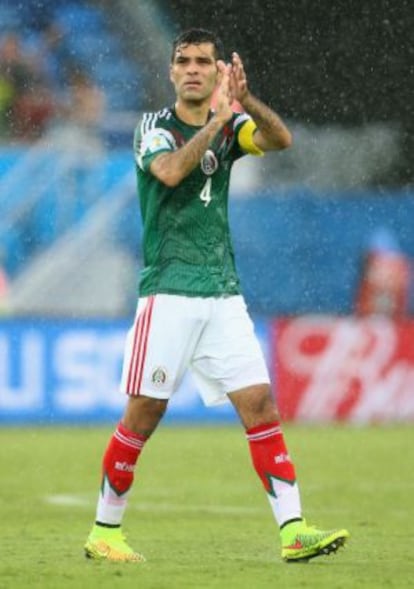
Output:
[281, 519, 349, 562]
[84, 525, 145, 563]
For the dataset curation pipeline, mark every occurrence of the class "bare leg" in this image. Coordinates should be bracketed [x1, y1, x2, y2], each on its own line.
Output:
[93, 394, 168, 529]
[123, 394, 168, 438]
[229, 383, 302, 528]
[228, 383, 279, 429]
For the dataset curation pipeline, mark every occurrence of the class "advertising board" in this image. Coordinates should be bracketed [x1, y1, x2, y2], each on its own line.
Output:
[275, 317, 414, 423]
[0, 318, 269, 424]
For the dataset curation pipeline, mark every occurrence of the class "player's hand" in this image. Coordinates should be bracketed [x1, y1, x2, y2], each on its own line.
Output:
[230, 52, 249, 103]
[214, 60, 233, 124]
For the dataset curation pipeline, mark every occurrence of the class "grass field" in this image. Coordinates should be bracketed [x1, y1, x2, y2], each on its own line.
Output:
[1, 423, 413, 589]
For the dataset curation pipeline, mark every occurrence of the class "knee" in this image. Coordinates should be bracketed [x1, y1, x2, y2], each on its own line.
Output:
[250, 386, 280, 423]
[230, 384, 280, 429]
[143, 397, 168, 420]
[123, 396, 168, 436]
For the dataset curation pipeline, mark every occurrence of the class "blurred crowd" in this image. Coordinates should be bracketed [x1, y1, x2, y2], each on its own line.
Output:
[0, 23, 105, 144]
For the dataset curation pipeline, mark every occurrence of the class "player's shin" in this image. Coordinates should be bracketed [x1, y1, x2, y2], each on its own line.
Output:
[95, 422, 147, 526]
[246, 421, 302, 527]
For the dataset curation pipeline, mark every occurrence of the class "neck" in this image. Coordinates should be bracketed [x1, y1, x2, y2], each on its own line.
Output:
[174, 99, 211, 126]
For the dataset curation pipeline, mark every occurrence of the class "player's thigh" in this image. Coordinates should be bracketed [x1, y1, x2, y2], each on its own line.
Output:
[191, 295, 270, 405]
[120, 294, 206, 398]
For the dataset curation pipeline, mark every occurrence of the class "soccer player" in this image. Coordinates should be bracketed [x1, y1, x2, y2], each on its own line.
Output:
[84, 28, 349, 563]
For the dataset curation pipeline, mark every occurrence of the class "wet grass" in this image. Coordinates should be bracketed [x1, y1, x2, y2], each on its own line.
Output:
[1, 423, 413, 588]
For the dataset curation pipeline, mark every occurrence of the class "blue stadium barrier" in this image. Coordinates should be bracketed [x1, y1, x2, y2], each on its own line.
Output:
[229, 189, 414, 315]
[0, 317, 269, 424]
[1, 149, 414, 314]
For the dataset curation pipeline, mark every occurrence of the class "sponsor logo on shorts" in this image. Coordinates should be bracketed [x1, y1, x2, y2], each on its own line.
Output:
[151, 366, 167, 386]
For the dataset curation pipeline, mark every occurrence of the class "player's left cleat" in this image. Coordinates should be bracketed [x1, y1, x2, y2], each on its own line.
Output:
[84, 524, 145, 563]
[280, 519, 349, 563]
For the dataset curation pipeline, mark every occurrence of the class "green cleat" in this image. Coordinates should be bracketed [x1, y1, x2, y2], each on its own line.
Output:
[84, 525, 145, 563]
[281, 520, 349, 562]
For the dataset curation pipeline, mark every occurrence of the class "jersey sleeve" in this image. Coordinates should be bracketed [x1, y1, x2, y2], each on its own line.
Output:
[134, 119, 176, 172]
[233, 113, 264, 157]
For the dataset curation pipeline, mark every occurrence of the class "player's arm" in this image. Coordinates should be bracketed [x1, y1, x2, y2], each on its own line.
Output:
[150, 61, 233, 187]
[150, 116, 225, 187]
[239, 93, 292, 152]
[230, 52, 292, 152]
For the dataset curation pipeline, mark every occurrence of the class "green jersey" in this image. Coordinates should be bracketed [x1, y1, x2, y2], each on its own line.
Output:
[134, 106, 255, 297]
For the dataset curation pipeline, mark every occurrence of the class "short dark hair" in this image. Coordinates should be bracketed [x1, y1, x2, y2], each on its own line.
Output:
[171, 28, 224, 62]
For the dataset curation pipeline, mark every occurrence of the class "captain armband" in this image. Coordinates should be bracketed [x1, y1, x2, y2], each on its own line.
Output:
[237, 119, 264, 156]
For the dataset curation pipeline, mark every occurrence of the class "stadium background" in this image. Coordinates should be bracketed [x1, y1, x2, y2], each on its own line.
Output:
[0, 0, 413, 425]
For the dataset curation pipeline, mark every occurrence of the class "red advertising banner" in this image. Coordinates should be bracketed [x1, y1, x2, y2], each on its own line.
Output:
[273, 317, 414, 423]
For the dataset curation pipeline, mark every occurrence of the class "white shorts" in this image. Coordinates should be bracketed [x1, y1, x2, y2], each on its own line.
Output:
[120, 294, 270, 406]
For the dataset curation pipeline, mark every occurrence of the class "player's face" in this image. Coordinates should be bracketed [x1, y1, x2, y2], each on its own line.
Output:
[170, 43, 218, 103]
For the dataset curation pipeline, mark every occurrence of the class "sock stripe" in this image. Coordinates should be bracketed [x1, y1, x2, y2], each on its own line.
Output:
[114, 430, 145, 450]
[246, 425, 282, 442]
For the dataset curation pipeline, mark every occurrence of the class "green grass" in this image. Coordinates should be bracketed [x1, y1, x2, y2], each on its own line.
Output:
[1, 423, 414, 589]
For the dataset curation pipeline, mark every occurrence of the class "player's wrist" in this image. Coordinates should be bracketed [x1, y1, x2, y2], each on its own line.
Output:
[211, 112, 230, 127]
[239, 90, 254, 109]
